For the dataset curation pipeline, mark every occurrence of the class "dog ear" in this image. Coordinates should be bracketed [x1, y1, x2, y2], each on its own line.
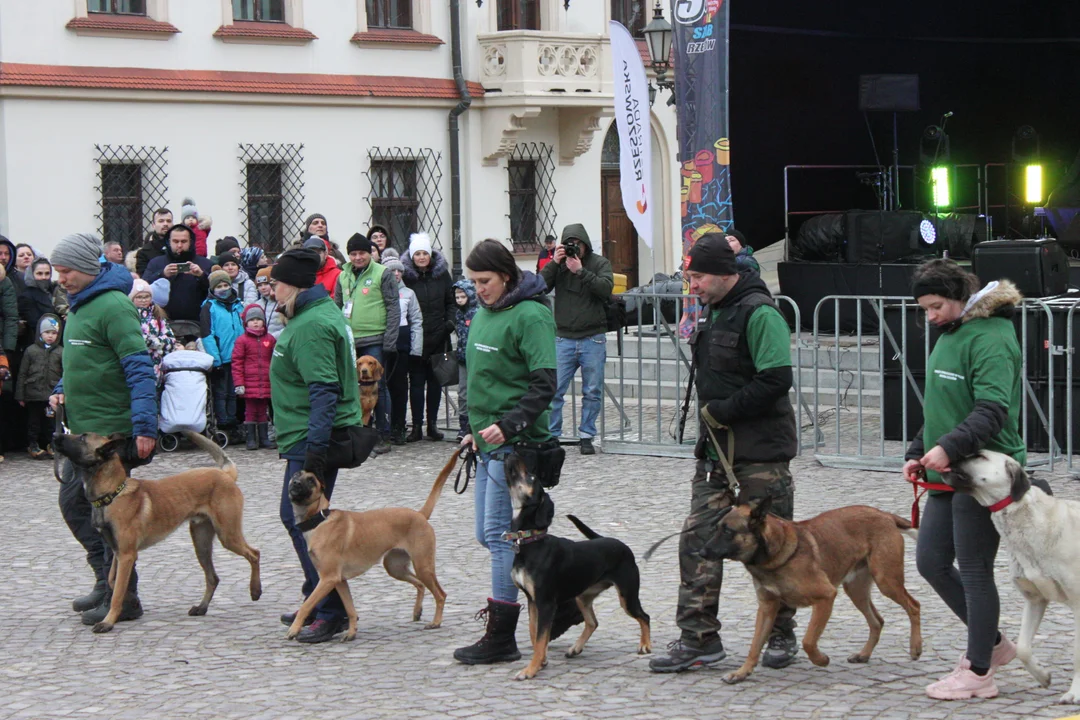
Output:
[535, 493, 555, 529]
[747, 495, 773, 527]
[372, 359, 384, 381]
[97, 433, 128, 458]
[1008, 458, 1031, 503]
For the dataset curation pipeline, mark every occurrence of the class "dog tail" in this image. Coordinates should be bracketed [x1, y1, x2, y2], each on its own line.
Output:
[418, 448, 461, 519]
[566, 514, 602, 539]
[892, 514, 918, 542]
[184, 431, 238, 482]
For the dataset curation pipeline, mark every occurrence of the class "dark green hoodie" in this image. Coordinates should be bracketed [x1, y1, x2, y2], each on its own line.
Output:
[540, 224, 614, 338]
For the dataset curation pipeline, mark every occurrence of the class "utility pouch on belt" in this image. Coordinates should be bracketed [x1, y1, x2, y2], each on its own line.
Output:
[513, 439, 566, 488]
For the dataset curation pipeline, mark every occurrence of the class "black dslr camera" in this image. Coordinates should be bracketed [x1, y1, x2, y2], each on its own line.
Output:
[563, 239, 580, 259]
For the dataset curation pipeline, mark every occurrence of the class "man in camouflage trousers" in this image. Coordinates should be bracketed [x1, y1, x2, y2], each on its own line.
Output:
[651, 234, 799, 673]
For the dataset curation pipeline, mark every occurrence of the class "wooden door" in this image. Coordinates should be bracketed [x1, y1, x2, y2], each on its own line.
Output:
[601, 171, 639, 288]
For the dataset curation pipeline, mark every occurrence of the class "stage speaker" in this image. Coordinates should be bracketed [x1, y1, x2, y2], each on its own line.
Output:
[971, 238, 1069, 298]
[844, 210, 934, 264]
[858, 75, 920, 112]
[882, 372, 924, 442]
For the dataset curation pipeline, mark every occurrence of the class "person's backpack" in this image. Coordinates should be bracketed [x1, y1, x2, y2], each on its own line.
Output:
[606, 295, 627, 332]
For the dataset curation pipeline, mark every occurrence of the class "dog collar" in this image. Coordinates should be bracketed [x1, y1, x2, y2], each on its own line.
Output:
[359, 379, 378, 386]
[297, 509, 333, 532]
[503, 529, 547, 553]
[89, 480, 127, 509]
[988, 496, 1013, 513]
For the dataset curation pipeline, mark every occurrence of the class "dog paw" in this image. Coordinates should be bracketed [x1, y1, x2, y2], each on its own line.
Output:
[251, 585, 262, 602]
[809, 653, 830, 667]
[92, 621, 113, 634]
[565, 647, 582, 658]
[188, 605, 208, 617]
[722, 671, 748, 685]
[514, 668, 537, 681]
[285, 631, 298, 641]
[910, 645, 923, 661]
[413, 612, 423, 622]
[341, 632, 356, 642]
[1058, 691, 1079, 705]
[847, 653, 870, 664]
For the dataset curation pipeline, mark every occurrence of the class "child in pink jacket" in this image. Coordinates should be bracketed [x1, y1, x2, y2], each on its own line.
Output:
[231, 303, 275, 450]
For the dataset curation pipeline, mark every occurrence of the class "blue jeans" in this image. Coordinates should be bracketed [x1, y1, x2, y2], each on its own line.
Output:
[550, 334, 606, 439]
[212, 363, 237, 427]
[279, 457, 344, 621]
[356, 342, 391, 436]
[473, 449, 518, 603]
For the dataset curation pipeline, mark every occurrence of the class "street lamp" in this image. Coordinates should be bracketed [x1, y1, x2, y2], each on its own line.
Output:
[642, 0, 673, 102]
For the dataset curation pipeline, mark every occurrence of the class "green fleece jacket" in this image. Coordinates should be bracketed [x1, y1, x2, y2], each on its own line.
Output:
[540, 223, 614, 338]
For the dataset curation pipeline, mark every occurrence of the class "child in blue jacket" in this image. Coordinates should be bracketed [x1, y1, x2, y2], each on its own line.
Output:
[200, 269, 244, 430]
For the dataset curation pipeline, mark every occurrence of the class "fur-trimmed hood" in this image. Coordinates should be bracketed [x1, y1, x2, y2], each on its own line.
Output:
[401, 249, 449, 283]
[962, 279, 1022, 323]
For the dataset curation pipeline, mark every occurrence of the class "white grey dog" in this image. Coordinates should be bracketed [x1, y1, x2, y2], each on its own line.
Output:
[944, 451, 1080, 704]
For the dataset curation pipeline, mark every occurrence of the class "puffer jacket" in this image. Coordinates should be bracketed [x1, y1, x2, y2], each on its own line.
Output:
[231, 327, 275, 399]
[0, 263, 18, 352]
[198, 289, 244, 367]
[230, 268, 259, 306]
[540, 223, 614, 338]
[137, 306, 177, 376]
[254, 294, 285, 339]
[15, 333, 63, 402]
[18, 273, 59, 349]
[452, 278, 477, 364]
[402, 249, 456, 357]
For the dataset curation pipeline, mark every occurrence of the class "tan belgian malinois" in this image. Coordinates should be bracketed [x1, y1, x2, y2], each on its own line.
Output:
[54, 431, 262, 633]
[709, 498, 922, 684]
[284, 449, 461, 641]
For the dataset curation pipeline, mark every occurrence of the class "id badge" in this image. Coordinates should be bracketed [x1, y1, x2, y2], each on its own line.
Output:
[343, 301, 353, 319]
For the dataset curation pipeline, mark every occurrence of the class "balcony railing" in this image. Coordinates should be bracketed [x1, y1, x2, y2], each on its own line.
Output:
[478, 31, 611, 97]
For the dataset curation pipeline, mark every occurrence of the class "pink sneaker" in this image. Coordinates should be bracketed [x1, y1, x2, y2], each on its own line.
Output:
[991, 634, 1017, 668]
[926, 668, 999, 700]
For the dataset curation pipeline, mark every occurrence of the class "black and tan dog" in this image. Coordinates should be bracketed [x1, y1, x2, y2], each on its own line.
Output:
[284, 449, 460, 641]
[54, 431, 261, 634]
[504, 453, 651, 681]
[707, 498, 922, 684]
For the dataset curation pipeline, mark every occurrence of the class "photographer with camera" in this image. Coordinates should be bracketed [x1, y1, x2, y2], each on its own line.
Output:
[539, 224, 614, 455]
[143, 225, 214, 323]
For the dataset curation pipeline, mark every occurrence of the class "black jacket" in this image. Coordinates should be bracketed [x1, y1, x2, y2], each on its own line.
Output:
[143, 243, 214, 322]
[540, 224, 614, 338]
[18, 280, 58, 349]
[135, 232, 168, 277]
[402, 250, 456, 357]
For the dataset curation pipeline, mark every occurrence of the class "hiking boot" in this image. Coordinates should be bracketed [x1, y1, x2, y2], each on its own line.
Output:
[245, 423, 258, 451]
[649, 637, 727, 673]
[28, 443, 47, 460]
[257, 422, 277, 449]
[280, 611, 316, 627]
[580, 438, 595, 456]
[72, 578, 108, 613]
[391, 427, 407, 446]
[926, 667, 998, 700]
[81, 593, 143, 626]
[426, 425, 445, 442]
[762, 625, 798, 669]
[373, 436, 392, 456]
[453, 598, 522, 665]
[296, 617, 347, 644]
[406, 426, 423, 443]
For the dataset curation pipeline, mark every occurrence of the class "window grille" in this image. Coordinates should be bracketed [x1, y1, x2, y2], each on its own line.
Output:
[365, 147, 444, 253]
[233, 0, 285, 22]
[94, 144, 169, 252]
[366, 0, 412, 29]
[238, 143, 305, 253]
[506, 142, 556, 253]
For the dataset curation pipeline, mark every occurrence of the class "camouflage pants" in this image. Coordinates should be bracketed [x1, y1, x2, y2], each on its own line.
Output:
[676, 459, 795, 646]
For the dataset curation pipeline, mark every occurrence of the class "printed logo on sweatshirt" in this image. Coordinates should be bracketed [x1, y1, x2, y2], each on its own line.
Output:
[273, 349, 284, 358]
[67, 339, 93, 346]
[934, 369, 965, 382]
[474, 343, 500, 354]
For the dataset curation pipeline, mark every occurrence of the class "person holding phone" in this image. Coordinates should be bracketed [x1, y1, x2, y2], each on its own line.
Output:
[143, 225, 214, 323]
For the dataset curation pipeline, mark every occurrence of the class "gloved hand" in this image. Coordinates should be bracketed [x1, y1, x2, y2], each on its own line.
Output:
[700, 399, 729, 429]
[303, 450, 327, 481]
[235, 386, 245, 396]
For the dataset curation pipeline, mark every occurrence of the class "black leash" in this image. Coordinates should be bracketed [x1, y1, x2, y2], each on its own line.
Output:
[52, 403, 69, 484]
[454, 446, 477, 495]
[677, 355, 697, 444]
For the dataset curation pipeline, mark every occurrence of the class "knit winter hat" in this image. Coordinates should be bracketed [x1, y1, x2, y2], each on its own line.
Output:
[208, 270, 232, 291]
[38, 314, 60, 337]
[256, 267, 272, 284]
[380, 248, 400, 263]
[216, 254, 240, 269]
[242, 303, 266, 325]
[347, 233, 373, 254]
[407, 232, 433, 258]
[215, 236, 241, 256]
[52, 233, 103, 276]
[129, 278, 152, 299]
[686, 233, 738, 276]
[382, 257, 405, 273]
[180, 197, 198, 221]
[270, 248, 319, 289]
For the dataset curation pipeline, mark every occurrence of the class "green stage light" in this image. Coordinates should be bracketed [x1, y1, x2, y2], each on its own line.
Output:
[1025, 164, 1043, 205]
[931, 166, 950, 208]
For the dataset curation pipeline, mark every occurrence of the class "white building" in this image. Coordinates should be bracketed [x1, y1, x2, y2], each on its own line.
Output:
[0, 0, 681, 285]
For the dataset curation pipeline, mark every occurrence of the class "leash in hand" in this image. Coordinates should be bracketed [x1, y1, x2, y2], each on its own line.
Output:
[453, 445, 477, 495]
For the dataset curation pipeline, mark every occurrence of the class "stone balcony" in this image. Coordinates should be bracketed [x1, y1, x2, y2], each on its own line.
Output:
[476, 31, 613, 166]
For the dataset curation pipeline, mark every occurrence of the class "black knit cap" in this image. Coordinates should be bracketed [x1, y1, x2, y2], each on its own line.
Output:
[215, 236, 241, 255]
[270, 248, 320, 288]
[687, 233, 738, 275]
[347, 232, 373, 254]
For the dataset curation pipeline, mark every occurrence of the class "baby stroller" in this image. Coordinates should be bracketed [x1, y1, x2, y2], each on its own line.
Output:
[158, 347, 228, 451]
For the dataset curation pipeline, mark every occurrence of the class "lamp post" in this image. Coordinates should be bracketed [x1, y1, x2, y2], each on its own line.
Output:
[641, 0, 673, 105]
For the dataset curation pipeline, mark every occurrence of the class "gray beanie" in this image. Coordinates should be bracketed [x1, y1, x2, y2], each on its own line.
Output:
[382, 257, 405, 273]
[52, 233, 103, 276]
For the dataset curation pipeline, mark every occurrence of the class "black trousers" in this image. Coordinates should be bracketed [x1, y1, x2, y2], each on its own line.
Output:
[25, 401, 51, 449]
[57, 436, 154, 595]
[388, 351, 410, 432]
[408, 355, 441, 428]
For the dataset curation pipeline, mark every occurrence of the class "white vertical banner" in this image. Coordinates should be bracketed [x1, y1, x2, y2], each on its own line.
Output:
[610, 21, 653, 249]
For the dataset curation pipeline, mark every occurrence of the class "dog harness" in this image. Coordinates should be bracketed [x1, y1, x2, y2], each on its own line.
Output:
[297, 509, 333, 532]
[503, 529, 547, 553]
[89, 480, 127, 509]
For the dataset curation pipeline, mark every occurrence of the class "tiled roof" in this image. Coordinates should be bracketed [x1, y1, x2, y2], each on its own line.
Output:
[213, 21, 317, 41]
[0, 63, 484, 99]
[351, 29, 444, 46]
[66, 13, 179, 34]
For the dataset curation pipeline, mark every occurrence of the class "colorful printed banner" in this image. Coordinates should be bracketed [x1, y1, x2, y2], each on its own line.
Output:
[610, 20, 654, 248]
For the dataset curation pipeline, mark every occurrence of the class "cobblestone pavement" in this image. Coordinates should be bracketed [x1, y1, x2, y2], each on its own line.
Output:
[3, 440, 1080, 720]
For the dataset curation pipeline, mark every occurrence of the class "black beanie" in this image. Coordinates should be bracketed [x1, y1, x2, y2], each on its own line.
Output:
[215, 236, 240, 255]
[270, 248, 320, 289]
[687, 233, 738, 275]
[347, 232, 373, 254]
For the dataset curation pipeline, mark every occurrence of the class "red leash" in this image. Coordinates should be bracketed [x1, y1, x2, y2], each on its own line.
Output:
[904, 470, 953, 529]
